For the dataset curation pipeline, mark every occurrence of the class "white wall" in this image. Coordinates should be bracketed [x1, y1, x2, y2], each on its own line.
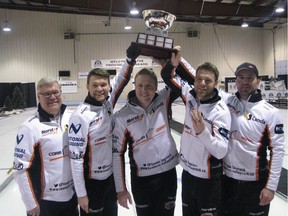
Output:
[0, 9, 287, 102]
[263, 23, 287, 76]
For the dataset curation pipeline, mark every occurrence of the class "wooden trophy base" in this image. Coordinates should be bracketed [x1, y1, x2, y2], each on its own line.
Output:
[131, 42, 177, 59]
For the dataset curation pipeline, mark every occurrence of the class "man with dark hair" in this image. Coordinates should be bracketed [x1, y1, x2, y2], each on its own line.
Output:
[220, 62, 285, 216]
[68, 45, 140, 216]
[160, 47, 231, 216]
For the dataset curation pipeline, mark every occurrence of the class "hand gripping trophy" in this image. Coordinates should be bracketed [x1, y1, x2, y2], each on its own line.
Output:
[131, 9, 177, 59]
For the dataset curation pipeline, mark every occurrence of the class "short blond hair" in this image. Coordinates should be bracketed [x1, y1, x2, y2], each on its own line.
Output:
[37, 77, 61, 93]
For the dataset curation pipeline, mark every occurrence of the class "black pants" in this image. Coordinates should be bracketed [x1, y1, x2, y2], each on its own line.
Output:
[80, 174, 118, 216]
[39, 193, 79, 216]
[131, 168, 177, 216]
[182, 170, 222, 216]
[222, 175, 270, 216]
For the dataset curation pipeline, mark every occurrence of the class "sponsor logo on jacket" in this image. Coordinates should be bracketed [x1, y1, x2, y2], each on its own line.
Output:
[41, 128, 58, 136]
[16, 134, 24, 144]
[127, 114, 144, 125]
[150, 102, 164, 114]
[69, 136, 85, 147]
[63, 124, 68, 131]
[69, 123, 81, 134]
[89, 117, 103, 127]
[245, 113, 265, 124]
[141, 153, 177, 170]
[94, 163, 112, 173]
[136, 135, 146, 144]
[48, 145, 69, 157]
[50, 180, 74, 191]
[202, 115, 212, 125]
[184, 124, 194, 136]
[14, 147, 26, 158]
[13, 162, 23, 170]
[94, 136, 107, 145]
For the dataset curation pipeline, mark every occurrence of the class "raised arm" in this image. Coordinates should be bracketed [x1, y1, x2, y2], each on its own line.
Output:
[160, 46, 196, 100]
[176, 57, 196, 85]
[160, 48, 182, 96]
[110, 44, 141, 107]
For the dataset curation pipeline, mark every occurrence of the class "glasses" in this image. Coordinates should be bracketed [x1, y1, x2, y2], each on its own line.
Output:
[39, 91, 62, 98]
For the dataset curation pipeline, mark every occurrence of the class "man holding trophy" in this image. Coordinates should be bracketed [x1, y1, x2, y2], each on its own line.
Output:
[112, 9, 179, 216]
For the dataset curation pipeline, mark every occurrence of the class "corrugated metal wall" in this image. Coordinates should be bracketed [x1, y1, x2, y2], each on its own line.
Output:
[0, 9, 286, 102]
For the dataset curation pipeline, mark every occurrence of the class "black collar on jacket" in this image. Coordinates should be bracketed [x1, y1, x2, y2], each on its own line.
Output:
[38, 103, 66, 122]
[127, 90, 159, 107]
[190, 88, 221, 104]
[84, 93, 109, 106]
[235, 89, 262, 103]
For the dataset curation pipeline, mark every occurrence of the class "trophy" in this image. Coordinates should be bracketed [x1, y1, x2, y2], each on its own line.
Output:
[131, 9, 176, 59]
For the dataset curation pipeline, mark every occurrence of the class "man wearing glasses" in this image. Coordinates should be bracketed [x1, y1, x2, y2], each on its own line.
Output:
[13, 77, 78, 216]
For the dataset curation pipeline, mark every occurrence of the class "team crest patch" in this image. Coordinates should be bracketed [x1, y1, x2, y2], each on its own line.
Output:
[218, 128, 230, 140]
[275, 124, 284, 134]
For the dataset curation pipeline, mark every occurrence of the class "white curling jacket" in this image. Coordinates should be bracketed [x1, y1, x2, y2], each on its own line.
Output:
[68, 61, 133, 197]
[13, 104, 75, 211]
[112, 88, 179, 193]
[220, 90, 285, 191]
[161, 59, 231, 179]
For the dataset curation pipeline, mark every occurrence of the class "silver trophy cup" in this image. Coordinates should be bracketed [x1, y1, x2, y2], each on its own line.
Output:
[131, 9, 176, 59]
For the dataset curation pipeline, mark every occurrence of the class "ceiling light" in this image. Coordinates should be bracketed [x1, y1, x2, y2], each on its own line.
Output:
[3, 10, 11, 32]
[124, 25, 132, 30]
[241, 21, 248, 28]
[3, 20, 11, 32]
[275, 6, 285, 13]
[124, 19, 132, 30]
[130, 2, 139, 15]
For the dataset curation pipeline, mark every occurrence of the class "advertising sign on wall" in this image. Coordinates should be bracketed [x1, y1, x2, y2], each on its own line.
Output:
[91, 58, 159, 69]
[60, 80, 77, 93]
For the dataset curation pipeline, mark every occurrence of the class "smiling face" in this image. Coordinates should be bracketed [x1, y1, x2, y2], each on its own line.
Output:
[134, 73, 157, 110]
[194, 69, 218, 101]
[86, 75, 111, 103]
[236, 70, 260, 100]
[37, 82, 62, 116]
